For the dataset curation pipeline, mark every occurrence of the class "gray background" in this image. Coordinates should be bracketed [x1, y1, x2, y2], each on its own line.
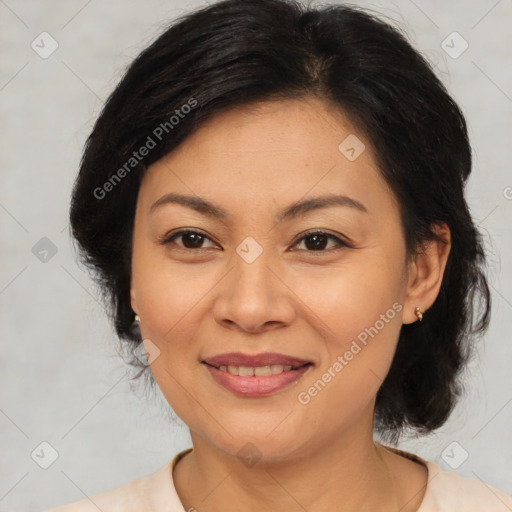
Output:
[0, 0, 511, 510]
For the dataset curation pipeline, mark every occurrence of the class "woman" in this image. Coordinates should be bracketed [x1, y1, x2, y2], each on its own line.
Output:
[47, 0, 512, 510]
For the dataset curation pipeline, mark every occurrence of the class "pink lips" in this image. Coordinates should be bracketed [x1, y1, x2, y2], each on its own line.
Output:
[201, 352, 313, 397]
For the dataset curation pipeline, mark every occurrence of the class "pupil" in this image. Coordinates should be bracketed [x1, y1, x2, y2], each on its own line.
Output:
[183, 233, 203, 248]
[306, 234, 327, 250]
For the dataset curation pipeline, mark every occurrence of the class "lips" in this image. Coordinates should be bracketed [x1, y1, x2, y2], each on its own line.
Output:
[203, 361, 312, 397]
[202, 352, 312, 368]
[201, 352, 314, 397]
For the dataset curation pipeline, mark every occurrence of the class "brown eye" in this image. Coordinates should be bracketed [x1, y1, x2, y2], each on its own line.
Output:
[162, 230, 217, 250]
[292, 231, 351, 252]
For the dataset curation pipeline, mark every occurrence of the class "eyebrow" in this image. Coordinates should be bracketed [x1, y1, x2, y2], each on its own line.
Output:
[149, 192, 368, 224]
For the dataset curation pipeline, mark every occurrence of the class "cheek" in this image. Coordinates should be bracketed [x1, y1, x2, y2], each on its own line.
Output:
[131, 260, 211, 424]
[289, 251, 404, 340]
[131, 240, 218, 338]
[290, 255, 405, 408]
[130, 246, 220, 402]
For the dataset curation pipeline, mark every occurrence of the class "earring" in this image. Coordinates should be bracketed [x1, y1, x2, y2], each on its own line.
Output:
[134, 314, 141, 323]
[414, 307, 423, 322]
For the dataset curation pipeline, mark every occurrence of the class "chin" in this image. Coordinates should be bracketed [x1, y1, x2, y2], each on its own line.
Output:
[197, 422, 310, 465]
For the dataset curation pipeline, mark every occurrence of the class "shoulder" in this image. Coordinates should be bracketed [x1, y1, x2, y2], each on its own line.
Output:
[42, 456, 186, 512]
[419, 459, 512, 512]
[381, 444, 512, 512]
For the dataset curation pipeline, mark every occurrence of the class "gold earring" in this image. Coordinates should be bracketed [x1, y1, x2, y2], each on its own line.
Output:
[414, 307, 423, 322]
[134, 314, 141, 323]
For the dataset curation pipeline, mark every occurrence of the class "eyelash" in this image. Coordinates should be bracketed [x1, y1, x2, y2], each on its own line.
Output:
[161, 229, 353, 253]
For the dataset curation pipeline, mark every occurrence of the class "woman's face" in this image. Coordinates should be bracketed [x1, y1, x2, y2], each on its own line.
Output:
[131, 97, 415, 461]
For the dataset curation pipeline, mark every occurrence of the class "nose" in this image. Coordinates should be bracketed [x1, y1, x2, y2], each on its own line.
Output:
[212, 248, 296, 334]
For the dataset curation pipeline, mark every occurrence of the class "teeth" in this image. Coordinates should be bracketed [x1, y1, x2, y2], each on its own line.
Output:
[254, 365, 271, 377]
[239, 366, 254, 377]
[217, 364, 298, 376]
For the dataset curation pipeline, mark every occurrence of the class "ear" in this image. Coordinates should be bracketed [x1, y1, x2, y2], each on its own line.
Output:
[402, 222, 451, 324]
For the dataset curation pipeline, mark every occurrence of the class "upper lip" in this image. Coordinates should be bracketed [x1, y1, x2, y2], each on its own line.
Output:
[202, 352, 312, 368]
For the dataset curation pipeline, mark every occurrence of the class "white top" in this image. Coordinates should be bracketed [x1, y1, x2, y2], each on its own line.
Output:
[44, 446, 512, 512]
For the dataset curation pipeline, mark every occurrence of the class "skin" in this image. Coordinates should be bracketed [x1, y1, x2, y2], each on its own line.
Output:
[130, 96, 451, 512]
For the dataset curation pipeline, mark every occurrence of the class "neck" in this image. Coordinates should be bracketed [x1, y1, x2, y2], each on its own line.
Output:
[173, 411, 421, 512]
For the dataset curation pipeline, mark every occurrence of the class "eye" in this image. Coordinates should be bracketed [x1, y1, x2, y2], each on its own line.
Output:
[291, 230, 352, 252]
[161, 229, 218, 250]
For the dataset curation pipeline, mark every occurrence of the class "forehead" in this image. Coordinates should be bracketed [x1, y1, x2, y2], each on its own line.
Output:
[138, 97, 398, 220]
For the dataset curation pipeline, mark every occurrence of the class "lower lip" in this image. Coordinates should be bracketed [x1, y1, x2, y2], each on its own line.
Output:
[203, 363, 312, 397]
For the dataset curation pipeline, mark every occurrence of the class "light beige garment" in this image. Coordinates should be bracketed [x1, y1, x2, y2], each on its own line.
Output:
[44, 446, 512, 512]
